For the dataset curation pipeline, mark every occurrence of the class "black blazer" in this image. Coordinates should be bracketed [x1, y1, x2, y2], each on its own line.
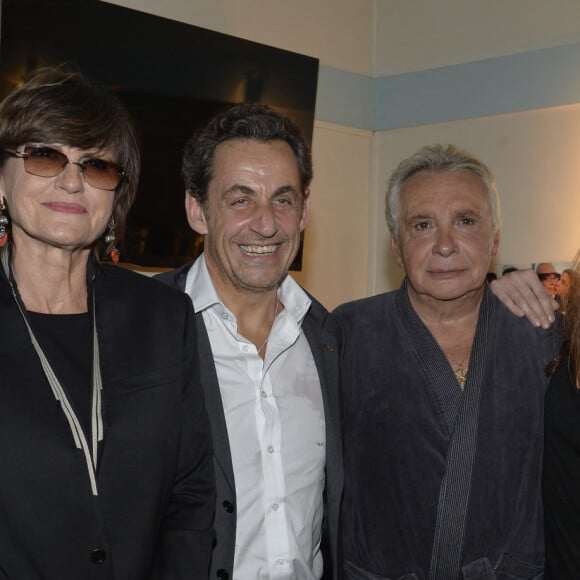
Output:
[157, 262, 343, 580]
[0, 261, 215, 579]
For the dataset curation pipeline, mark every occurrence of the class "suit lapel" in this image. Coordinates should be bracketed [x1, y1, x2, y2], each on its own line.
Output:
[195, 314, 237, 496]
[303, 303, 343, 577]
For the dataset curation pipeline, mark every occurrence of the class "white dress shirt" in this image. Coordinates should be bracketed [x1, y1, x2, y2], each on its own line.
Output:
[185, 255, 326, 580]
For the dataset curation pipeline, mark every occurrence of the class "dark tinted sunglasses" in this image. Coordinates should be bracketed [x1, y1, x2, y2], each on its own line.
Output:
[4, 145, 125, 191]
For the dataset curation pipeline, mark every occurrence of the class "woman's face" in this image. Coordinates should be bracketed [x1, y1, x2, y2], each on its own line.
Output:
[559, 272, 570, 295]
[0, 143, 116, 255]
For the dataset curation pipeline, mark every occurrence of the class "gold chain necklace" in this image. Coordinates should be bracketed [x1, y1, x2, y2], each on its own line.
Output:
[450, 353, 469, 389]
[256, 298, 280, 356]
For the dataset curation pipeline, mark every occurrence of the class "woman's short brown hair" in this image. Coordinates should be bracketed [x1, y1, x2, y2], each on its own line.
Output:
[0, 66, 140, 259]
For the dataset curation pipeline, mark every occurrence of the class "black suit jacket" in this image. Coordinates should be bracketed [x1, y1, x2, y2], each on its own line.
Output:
[157, 262, 343, 580]
[0, 261, 215, 579]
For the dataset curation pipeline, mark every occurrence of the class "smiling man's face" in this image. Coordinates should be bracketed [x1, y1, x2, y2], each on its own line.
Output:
[186, 138, 309, 299]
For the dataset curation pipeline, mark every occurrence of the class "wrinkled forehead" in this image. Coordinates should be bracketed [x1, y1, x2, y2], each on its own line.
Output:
[211, 139, 302, 189]
[400, 169, 490, 210]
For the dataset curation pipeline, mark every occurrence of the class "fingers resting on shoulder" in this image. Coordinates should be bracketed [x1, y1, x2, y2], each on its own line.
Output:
[490, 269, 558, 329]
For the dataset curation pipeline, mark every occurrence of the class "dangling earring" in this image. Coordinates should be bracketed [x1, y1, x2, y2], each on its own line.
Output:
[0, 198, 9, 248]
[104, 218, 120, 264]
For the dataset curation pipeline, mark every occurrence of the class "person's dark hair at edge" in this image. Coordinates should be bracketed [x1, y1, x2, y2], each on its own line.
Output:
[182, 103, 313, 206]
[0, 65, 140, 260]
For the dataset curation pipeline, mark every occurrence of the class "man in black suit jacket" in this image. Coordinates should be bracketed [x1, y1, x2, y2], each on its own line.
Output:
[157, 104, 343, 580]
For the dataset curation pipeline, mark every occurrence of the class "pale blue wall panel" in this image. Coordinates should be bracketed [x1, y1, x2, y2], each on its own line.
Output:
[373, 41, 580, 130]
[315, 65, 373, 130]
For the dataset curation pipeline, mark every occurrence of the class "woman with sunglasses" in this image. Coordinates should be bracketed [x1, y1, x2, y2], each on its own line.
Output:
[536, 262, 561, 298]
[0, 67, 214, 579]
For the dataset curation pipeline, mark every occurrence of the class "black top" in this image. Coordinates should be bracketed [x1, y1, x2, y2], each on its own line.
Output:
[544, 362, 580, 579]
[27, 311, 92, 438]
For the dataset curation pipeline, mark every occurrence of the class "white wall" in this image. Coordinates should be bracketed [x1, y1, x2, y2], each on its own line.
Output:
[293, 122, 372, 310]
[373, 1, 580, 75]
[372, 105, 580, 293]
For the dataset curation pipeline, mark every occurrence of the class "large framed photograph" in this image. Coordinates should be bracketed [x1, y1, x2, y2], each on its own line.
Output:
[0, 0, 319, 270]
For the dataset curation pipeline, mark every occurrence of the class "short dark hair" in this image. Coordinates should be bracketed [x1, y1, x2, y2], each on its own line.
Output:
[0, 66, 140, 259]
[182, 103, 312, 205]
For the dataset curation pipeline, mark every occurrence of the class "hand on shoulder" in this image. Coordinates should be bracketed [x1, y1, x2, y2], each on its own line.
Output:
[490, 269, 558, 329]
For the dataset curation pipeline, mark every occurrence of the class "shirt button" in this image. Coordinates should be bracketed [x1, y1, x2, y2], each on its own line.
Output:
[90, 547, 106, 564]
[221, 312, 228, 320]
[267, 445, 274, 454]
[261, 391, 268, 398]
[276, 559, 285, 566]
[216, 569, 229, 580]
[271, 503, 279, 511]
[242, 345, 249, 352]
[222, 500, 234, 513]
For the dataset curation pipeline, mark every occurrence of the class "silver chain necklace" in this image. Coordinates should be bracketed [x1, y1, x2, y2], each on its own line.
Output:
[1, 249, 103, 496]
